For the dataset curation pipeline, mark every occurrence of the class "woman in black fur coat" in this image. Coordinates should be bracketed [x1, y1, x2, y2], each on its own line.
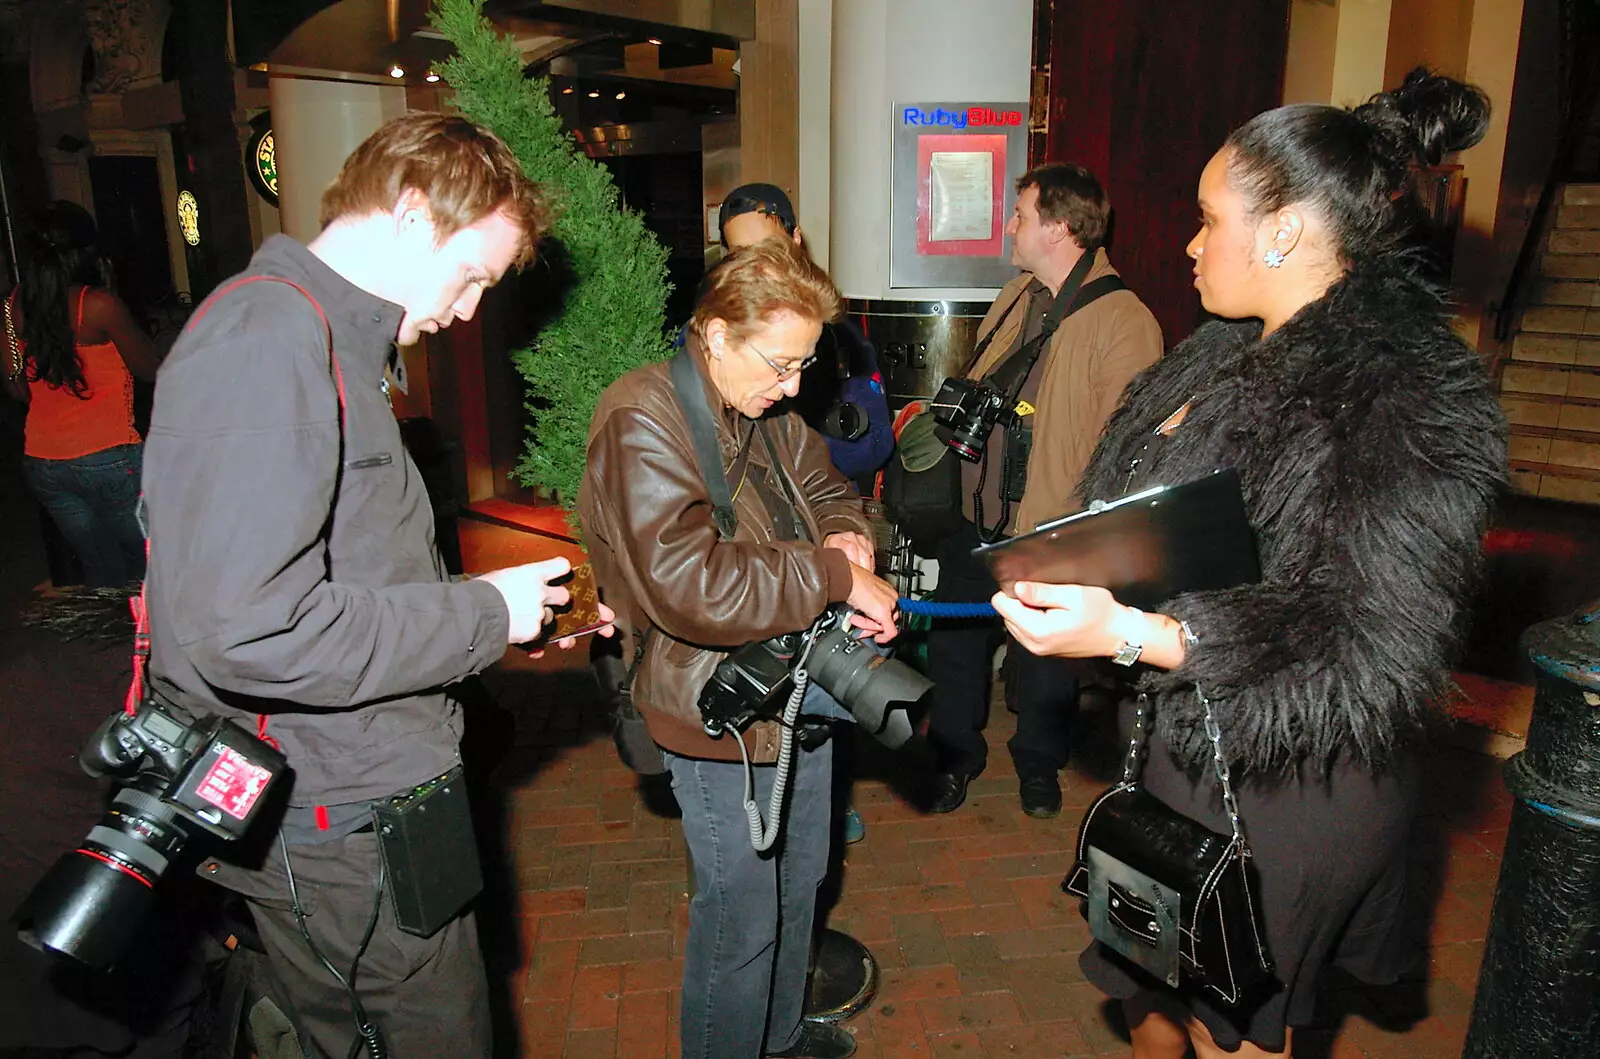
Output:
[991, 70, 1508, 1058]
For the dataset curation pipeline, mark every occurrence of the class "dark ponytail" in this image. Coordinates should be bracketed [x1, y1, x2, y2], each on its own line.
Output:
[1224, 68, 1490, 265]
[18, 201, 106, 397]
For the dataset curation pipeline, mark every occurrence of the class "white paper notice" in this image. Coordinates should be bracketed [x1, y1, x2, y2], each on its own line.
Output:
[928, 152, 994, 242]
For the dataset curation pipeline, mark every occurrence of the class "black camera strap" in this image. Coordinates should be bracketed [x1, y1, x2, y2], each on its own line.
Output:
[972, 254, 1126, 541]
[753, 420, 814, 543]
[669, 347, 748, 540]
[962, 288, 1029, 376]
[982, 250, 1106, 400]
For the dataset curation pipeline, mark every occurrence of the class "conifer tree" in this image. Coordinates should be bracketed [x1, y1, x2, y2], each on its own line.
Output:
[430, 0, 672, 507]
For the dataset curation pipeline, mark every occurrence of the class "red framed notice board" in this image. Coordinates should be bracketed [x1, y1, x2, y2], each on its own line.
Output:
[915, 134, 1008, 257]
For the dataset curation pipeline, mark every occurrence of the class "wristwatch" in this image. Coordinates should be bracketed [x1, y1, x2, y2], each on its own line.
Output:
[1110, 607, 1145, 667]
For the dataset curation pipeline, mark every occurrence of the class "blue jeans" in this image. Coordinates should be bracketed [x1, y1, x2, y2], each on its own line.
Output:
[665, 679, 845, 1059]
[22, 442, 146, 588]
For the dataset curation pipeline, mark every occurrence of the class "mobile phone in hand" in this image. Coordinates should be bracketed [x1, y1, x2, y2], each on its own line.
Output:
[546, 561, 608, 641]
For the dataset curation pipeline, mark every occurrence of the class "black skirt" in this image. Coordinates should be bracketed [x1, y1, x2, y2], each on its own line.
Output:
[1078, 699, 1421, 1052]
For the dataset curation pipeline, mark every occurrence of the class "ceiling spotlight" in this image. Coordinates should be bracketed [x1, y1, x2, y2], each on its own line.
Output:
[389, 65, 405, 78]
[615, 91, 626, 100]
[647, 38, 663, 46]
[587, 90, 600, 98]
[425, 71, 440, 83]
[562, 86, 574, 94]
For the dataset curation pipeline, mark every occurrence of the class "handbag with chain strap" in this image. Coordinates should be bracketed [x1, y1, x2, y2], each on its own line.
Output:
[1063, 688, 1276, 1005]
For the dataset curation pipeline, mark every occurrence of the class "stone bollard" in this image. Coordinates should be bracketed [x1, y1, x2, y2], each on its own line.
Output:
[1463, 606, 1600, 1058]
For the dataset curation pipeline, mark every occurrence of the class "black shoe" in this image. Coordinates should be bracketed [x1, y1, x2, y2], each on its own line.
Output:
[1019, 774, 1062, 818]
[928, 770, 979, 814]
[766, 1020, 857, 1058]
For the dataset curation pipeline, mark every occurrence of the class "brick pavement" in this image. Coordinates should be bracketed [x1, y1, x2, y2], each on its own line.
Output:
[461, 512, 1514, 1059]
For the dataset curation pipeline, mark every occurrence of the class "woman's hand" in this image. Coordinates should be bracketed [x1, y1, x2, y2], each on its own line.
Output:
[824, 531, 875, 572]
[989, 582, 1139, 657]
[991, 582, 1188, 668]
[845, 563, 900, 643]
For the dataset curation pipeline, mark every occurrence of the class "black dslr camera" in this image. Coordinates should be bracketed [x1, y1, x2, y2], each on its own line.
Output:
[698, 607, 932, 749]
[931, 376, 1013, 462]
[15, 702, 287, 970]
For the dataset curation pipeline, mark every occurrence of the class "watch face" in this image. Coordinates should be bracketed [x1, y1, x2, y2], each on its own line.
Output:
[1112, 642, 1143, 667]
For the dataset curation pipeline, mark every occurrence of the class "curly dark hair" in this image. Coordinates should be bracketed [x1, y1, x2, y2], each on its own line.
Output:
[16, 201, 108, 397]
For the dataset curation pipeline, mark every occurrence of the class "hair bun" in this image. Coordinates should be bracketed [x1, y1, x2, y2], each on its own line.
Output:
[1353, 67, 1490, 169]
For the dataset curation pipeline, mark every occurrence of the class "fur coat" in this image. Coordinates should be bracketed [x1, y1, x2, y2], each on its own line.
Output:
[1079, 256, 1507, 775]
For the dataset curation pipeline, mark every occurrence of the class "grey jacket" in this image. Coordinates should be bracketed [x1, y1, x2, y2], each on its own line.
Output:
[142, 236, 509, 814]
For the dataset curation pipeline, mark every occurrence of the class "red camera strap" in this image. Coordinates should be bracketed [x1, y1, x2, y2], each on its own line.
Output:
[123, 275, 344, 757]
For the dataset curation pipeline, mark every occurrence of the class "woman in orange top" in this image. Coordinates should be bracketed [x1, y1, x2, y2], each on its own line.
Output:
[3, 201, 160, 586]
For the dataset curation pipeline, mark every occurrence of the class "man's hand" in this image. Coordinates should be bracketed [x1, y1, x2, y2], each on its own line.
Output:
[845, 563, 900, 644]
[518, 601, 620, 659]
[553, 601, 617, 651]
[477, 557, 575, 644]
[824, 531, 875, 572]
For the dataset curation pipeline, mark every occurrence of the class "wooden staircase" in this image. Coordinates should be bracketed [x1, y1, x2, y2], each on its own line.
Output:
[1500, 183, 1600, 503]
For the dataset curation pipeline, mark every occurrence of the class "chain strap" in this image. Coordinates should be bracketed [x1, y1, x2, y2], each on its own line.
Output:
[1119, 687, 1250, 850]
[1199, 687, 1247, 847]
[3, 294, 25, 382]
[1112, 432, 1250, 849]
[1120, 693, 1151, 785]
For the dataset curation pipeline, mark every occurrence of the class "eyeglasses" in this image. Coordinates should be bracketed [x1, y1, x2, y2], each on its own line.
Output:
[745, 339, 815, 381]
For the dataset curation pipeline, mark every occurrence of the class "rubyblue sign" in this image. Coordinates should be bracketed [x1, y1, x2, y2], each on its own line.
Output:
[901, 106, 1024, 129]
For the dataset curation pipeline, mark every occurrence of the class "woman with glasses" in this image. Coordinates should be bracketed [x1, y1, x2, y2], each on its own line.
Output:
[579, 239, 900, 1059]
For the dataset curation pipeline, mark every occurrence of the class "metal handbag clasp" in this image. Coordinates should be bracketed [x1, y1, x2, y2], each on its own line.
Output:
[1085, 846, 1182, 987]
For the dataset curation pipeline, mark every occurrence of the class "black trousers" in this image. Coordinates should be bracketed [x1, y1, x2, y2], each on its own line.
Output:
[926, 520, 1080, 777]
[205, 831, 491, 1059]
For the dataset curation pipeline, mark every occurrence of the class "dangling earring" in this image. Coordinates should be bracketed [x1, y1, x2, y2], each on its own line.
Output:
[1263, 248, 1286, 268]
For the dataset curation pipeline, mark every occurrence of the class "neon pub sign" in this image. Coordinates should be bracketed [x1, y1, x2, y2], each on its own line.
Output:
[901, 105, 1023, 128]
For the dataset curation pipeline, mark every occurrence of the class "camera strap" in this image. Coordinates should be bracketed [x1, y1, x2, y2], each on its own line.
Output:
[981, 250, 1105, 402]
[753, 421, 814, 544]
[126, 275, 343, 753]
[962, 288, 1030, 376]
[669, 348, 755, 540]
[972, 256, 1126, 541]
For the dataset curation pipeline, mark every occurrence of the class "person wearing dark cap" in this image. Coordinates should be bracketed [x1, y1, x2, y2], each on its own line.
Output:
[719, 184, 895, 498]
[718, 182, 801, 248]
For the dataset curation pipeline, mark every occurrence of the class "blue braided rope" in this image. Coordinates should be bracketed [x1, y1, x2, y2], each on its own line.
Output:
[898, 597, 996, 618]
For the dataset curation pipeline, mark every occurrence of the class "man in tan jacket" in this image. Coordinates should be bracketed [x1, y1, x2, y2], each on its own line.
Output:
[926, 163, 1162, 816]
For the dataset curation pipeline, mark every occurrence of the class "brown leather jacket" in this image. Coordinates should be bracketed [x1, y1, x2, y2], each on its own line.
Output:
[578, 340, 868, 762]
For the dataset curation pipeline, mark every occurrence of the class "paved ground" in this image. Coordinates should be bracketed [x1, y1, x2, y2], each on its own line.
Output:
[0, 393, 1547, 1058]
[455, 519, 1513, 1059]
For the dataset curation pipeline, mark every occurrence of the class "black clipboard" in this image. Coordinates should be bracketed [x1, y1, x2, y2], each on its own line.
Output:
[973, 469, 1261, 611]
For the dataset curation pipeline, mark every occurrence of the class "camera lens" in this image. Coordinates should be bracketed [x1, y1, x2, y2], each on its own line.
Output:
[13, 785, 189, 970]
[821, 402, 866, 442]
[947, 424, 988, 462]
[803, 628, 932, 748]
[90, 787, 189, 876]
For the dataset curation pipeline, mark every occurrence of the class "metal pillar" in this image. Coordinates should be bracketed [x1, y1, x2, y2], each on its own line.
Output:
[1463, 605, 1600, 1058]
